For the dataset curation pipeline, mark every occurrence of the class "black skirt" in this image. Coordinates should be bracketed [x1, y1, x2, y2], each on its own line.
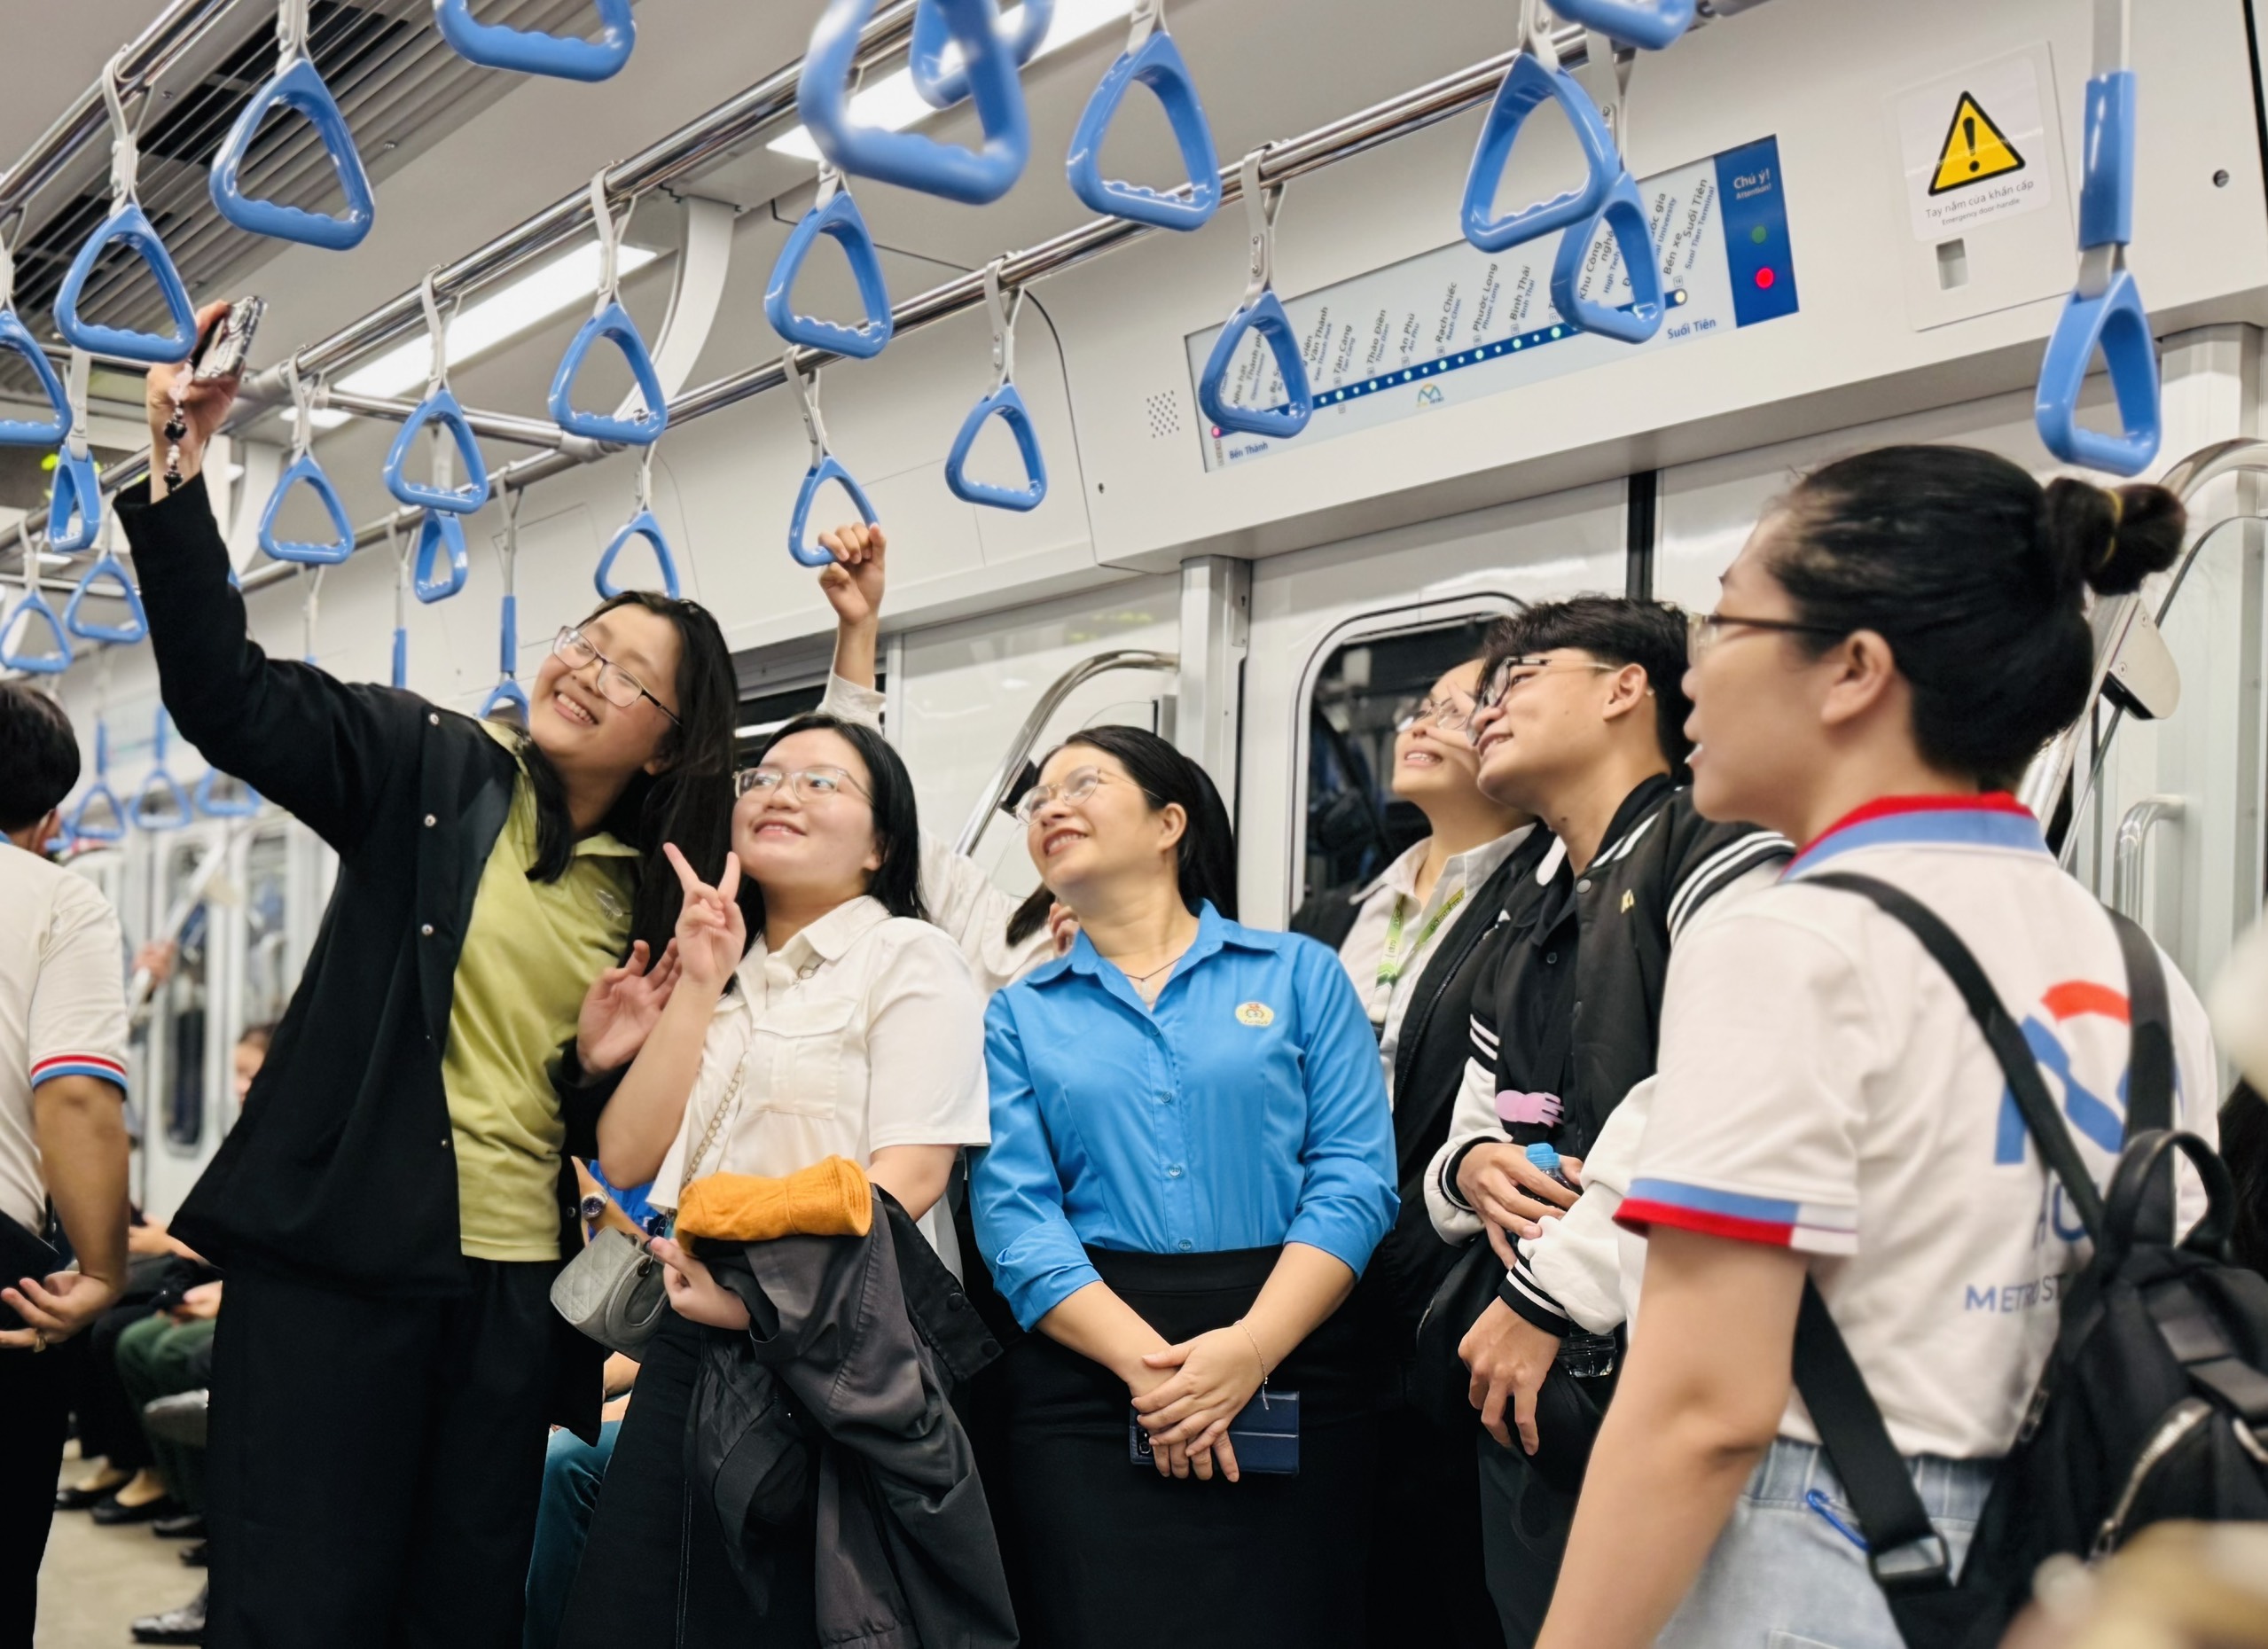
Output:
[996, 1245, 1375, 1649]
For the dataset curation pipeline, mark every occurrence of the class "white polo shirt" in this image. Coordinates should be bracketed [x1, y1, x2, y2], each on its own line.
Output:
[0, 845, 129, 1233]
[650, 895, 991, 1267]
[1620, 794, 2219, 1460]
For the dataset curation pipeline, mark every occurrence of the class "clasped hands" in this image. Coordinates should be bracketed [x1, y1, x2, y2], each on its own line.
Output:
[1129, 1324, 1270, 1484]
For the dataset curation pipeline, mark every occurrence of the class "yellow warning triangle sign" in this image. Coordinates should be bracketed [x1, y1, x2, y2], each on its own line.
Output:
[1929, 92, 2025, 195]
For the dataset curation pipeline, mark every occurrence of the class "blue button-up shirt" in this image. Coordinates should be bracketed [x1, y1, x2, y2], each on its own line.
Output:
[971, 903, 1398, 1330]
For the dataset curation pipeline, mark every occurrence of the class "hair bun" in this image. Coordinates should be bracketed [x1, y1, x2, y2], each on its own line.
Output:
[2037, 476, 2185, 598]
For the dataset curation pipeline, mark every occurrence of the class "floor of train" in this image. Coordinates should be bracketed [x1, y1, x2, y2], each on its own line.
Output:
[40, 1448, 200, 1649]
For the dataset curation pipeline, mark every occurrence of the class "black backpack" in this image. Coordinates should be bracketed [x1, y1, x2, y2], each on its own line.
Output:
[1795, 872, 2268, 1649]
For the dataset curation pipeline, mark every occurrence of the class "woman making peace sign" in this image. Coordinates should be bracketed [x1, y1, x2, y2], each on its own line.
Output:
[559, 711, 998, 1644]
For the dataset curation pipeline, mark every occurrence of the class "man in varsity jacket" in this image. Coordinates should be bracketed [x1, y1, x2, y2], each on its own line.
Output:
[1420, 598, 1789, 1647]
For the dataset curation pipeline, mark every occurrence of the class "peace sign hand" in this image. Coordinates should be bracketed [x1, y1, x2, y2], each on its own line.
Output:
[665, 843, 747, 994]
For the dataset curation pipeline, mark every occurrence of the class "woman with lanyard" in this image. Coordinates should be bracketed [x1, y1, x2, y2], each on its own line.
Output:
[971, 727, 1398, 1649]
[559, 707, 995, 1643]
[1537, 446, 2220, 1649]
[1334, 659, 1532, 1104]
[117, 303, 739, 1649]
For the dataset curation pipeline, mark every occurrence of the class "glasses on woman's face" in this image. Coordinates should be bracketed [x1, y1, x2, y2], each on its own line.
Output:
[1014, 765, 1118, 825]
[1474, 655, 1620, 709]
[1393, 696, 1476, 735]
[735, 764, 872, 804]
[552, 627, 680, 724]
[1684, 610, 1849, 667]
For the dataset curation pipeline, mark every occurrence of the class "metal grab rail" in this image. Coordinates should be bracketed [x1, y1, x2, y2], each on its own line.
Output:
[2111, 794, 2183, 918]
[954, 649, 1178, 857]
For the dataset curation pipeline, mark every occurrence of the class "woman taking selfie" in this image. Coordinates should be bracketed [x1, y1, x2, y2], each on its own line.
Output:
[1538, 446, 2221, 1649]
[971, 728, 1398, 1648]
[560, 709, 997, 1643]
[115, 302, 738, 1649]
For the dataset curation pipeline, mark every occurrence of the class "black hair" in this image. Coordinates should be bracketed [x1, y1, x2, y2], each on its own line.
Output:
[0, 684, 81, 833]
[2221, 1081, 2268, 1281]
[521, 591, 740, 962]
[732, 713, 928, 941]
[1005, 882, 1055, 947]
[1771, 446, 2185, 785]
[1483, 596, 1696, 771]
[1046, 725, 1239, 919]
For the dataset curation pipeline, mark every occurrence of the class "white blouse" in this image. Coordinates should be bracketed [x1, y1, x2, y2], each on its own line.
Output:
[650, 895, 991, 1264]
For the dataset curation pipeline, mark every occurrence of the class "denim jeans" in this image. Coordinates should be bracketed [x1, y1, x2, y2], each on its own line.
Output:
[522, 1419, 621, 1649]
[1659, 1438, 1993, 1649]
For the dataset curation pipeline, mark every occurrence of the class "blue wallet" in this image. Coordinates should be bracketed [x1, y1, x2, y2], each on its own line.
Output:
[1129, 1388, 1300, 1476]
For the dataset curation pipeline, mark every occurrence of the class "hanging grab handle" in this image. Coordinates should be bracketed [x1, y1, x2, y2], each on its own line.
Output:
[194, 767, 261, 818]
[388, 521, 411, 689]
[798, 0, 1031, 206]
[262, 361, 356, 564]
[133, 711, 192, 832]
[596, 449, 684, 598]
[63, 551, 149, 645]
[1065, 0, 1220, 231]
[0, 229, 72, 449]
[945, 262, 1047, 512]
[55, 54, 199, 364]
[1550, 172, 1666, 344]
[551, 174, 669, 443]
[2036, 0, 2158, 476]
[411, 509, 470, 605]
[785, 351, 880, 568]
[1, 586, 72, 676]
[432, 0, 637, 82]
[48, 449, 103, 556]
[482, 490, 530, 722]
[1545, 0, 1693, 51]
[1197, 151, 1314, 442]
[911, 0, 1054, 110]
[71, 721, 126, 842]
[1461, 18, 1625, 254]
[385, 272, 491, 513]
[210, 0, 375, 250]
[763, 173, 895, 360]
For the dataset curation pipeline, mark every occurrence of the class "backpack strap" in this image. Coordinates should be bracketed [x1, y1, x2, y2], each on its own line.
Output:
[2106, 908, 2178, 1243]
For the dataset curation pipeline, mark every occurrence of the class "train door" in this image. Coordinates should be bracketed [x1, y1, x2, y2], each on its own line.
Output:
[1240, 481, 1629, 929]
[141, 822, 230, 1217]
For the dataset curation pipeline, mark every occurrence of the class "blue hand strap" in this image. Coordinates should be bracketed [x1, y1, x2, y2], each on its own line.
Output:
[783, 352, 881, 567]
[1066, 8, 1221, 231]
[47, 445, 102, 554]
[551, 301, 670, 442]
[763, 181, 895, 359]
[1549, 173, 1665, 344]
[596, 509, 683, 598]
[392, 625, 409, 689]
[434, 0, 636, 82]
[912, 0, 1053, 110]
[54, 202, 199, 365]
[194, 767, 260, 818]
[260, 447, 356, 566]
[208, 8, 375, 254]
[944, 264, 1047, 511]
[798, 0, 1030, 206]
[411, 510, 469, 604]
[1197, 154, 1314, 442]
[2036, 54, 2158, 475]
[1544, 0, 1693, 51]
[1, 587, 72, 674]
[64, 553, 148, 645]
[134, 715, 192, 832]
[1462, 49, 1623, 254]
[482, 583, 529, 721]
[70, 785, 125, 845]
[0, 311, 71, 449]
[384, 387, 491, 513]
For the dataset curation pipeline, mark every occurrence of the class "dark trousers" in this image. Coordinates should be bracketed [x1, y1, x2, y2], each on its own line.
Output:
[0, 1343, 69, 1649]
[205, 1262, 559, 1649]
[1477, 1433, 1578, 1649]
[1368, 1398, 1505, 1649]
[117, 1313, 217, 1512]
[559, 1310, 816, 1648]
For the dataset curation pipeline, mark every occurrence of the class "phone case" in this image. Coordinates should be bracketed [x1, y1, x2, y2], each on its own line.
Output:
[0, 1207, 60, 1331]
[1129, 1387, 1301, 1476]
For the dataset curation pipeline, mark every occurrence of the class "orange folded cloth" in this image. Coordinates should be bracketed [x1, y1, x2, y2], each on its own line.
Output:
[675, 1156, 873, 1242]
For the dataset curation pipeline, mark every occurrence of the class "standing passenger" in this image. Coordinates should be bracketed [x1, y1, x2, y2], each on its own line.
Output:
[971, 729, 1398, 1649]
[115, 307, 739, 1649]
[1540, 448, 2214, 1649]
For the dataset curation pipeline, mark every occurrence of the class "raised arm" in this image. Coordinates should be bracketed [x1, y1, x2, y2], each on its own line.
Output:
[115, 309, 407, 853]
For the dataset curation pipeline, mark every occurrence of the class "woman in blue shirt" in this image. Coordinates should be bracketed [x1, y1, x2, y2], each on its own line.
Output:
[971, 726, 1397, 1649]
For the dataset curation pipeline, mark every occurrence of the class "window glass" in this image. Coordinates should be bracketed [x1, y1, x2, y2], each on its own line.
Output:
[160, 842, 208, 1151]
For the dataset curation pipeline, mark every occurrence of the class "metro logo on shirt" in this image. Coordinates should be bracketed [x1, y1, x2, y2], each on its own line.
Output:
[1998, 980, 2133, 1164]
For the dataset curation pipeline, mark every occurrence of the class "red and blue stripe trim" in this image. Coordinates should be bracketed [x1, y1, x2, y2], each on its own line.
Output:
[31, 1053, 126, 1089]
[1787, 793, 2045, 877]
[1616, 1176, 1857, 1252]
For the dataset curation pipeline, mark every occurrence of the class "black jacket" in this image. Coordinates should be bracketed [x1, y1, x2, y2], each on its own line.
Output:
[695, 1194, 1015, 1649]
[116, 476, 608, 1431]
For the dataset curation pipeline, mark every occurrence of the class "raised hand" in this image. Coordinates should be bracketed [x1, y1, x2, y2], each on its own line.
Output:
[817, 522, 888, 629]
[144, 301, 242, 496]
[665, 843, 747, 993]
[575, 938, 683, 1072]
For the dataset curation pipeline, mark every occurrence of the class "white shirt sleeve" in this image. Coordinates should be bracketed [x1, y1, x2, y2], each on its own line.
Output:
[864, 927, 992, 1153]
[29, 878, 129, 1095]
[1511, 1076, 1654, 1336]
[1424, 1039, 1502, 1243]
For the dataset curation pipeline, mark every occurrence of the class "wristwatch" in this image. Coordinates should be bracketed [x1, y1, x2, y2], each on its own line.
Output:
[579, 1192, 610, 1226]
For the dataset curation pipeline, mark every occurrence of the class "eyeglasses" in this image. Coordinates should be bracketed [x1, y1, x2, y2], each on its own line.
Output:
[1475, 657, 1621, 710]
[1013, 765, 1120, 824]
[1392, 696, 1477, 734]
[736, 764, 871, 804]
[552, 628, 680, 724]
[1685, 611, 1848, 666]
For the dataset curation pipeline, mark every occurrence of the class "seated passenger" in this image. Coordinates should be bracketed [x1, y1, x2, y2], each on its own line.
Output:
[1539, 448, 2217, 1649]
[969, 727, 1398, 1649]
[522, 1349, 637, 1649]
[559, 710, 997, 1643]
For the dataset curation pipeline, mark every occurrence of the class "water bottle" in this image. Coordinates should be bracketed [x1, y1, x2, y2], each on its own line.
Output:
[1525, 1142, 1618, 1380]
